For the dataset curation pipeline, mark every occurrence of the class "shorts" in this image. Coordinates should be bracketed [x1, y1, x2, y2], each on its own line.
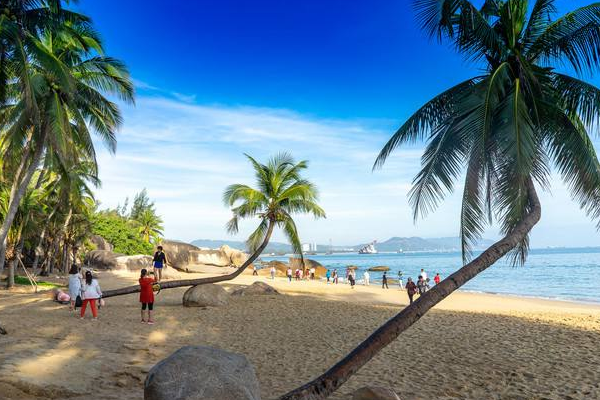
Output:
[141, 302, 154, 310]
[153, 261, 163, 269]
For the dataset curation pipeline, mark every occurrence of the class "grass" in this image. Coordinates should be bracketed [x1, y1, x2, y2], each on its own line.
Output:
[14, 275, 63, 289]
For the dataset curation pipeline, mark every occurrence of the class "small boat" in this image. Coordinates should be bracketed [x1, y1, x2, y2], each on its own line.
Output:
[358, 241, 377, 254]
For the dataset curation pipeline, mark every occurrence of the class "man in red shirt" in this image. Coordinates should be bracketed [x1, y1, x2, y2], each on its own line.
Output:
[434, 273, 441, 285]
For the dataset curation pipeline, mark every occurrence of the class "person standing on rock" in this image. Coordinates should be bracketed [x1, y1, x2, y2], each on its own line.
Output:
[139, 269, 156, 324]
[152, 246, 168, 282]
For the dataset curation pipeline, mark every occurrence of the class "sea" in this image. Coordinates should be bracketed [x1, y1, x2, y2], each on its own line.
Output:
[261, 247, 600, 304]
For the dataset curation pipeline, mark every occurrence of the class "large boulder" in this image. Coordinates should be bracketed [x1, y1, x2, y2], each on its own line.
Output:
[289, 258, 328, 278]
[231, 282, 280, 296]
[182, 284, 229, 307]
[259, 260, 288, 277]
[220, 245, 249, 267]
[84, 250, 122, 270]
[352, 387, 402, 400]
[144, 346, 261, 400]
[161, 240, 199, 270]
[115, 255, 153, 271]
[90, 235, 113, 251]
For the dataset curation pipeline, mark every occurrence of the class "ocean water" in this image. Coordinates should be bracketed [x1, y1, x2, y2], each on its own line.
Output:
[262, 247, 600, 304]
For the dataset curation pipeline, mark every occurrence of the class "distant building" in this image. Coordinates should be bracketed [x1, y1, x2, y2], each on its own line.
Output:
[301, 243, 311, 252]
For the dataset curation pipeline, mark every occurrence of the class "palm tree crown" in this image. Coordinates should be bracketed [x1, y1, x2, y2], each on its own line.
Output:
[376, 0, 600, 264]
[224, 153, 325, 255]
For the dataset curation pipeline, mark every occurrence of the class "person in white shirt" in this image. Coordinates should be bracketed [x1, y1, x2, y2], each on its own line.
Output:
[80, 270, 102, 320]
[310, 267, 316, 280]
[363, 271, 370, 286]
[286, 267, 293, 282]
[270, 266, 276, 280]
[68, 264, 82, 311]
[420, 269, 428, 281]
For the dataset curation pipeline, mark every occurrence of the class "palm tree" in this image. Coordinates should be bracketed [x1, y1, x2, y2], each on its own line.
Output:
[279, 1, 600, 399]
[0, 10, 133, 268]
[135, 208, 164, 243]
[101, 152, 325, 298]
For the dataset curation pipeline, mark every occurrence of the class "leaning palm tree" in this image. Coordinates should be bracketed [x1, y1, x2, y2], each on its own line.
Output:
[280, 1, 600, 399]
[102, 152, 325, 298]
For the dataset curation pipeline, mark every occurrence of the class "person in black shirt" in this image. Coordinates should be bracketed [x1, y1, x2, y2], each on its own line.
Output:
[152, 246, 168, 282]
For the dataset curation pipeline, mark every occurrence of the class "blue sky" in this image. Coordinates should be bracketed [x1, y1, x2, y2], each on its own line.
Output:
[78, 0, 600, 247]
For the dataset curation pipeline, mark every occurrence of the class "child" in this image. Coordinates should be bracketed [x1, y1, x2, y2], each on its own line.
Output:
[139, 269, 156, 324]
[80, 271, 102, 320]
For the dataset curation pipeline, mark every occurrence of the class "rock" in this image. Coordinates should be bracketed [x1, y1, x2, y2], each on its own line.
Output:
[262, 260, 288, 277]
[352, 386, 402, 400]
[162, 240, 251, 272]
[368, 266, 390, 272]
[0, 324, 6, 335]
[231, 282, 280, 296]
[84, 250, 123, 270]
[289, 258, 328, 278]
[182, 284, 229, 307]
[144, 346, 261, 400]
[220, 245, 249, 267]
[161, 240, 199, 270]
[115, 255, 153, 271]
[90, 235, 113, 251]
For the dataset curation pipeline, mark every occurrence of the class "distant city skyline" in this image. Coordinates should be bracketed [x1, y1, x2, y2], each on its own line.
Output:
[81, 0, 600, 249]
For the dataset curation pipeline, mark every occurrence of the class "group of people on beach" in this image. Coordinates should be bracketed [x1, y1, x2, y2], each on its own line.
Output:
[56, 246, 168, 324]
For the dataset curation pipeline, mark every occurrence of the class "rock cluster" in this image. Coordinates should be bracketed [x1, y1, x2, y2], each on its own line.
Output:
[182, 284, 229, 307]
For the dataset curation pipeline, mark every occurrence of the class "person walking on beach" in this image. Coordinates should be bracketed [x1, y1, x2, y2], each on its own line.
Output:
[253, 265, 259, 276]
[363, 270, 370, 286]
[68, 264, 82, 311]
[139, 269, 156, 324]
[420, 268, 428, 281]
[287, 267, 293, 282]
[382, 271, 389, 289]
[417, 276, 425, 295]
[434, 273, 441, 285]
[270, 265, 276, 280]
[348, 270, 356, 289]
[80, 271, 102, 320]
[332, 269, 338, 284]
[152, 246, 168, 282]
[406, 277, 417, 304]
[310, 266, 316, 280]
[295, 268, 301, 281]
[397, 270, 404, 289]
[325, 269, 331, 283]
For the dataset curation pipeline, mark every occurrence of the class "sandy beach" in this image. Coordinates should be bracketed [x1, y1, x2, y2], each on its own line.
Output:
[1, 270, 599, 400]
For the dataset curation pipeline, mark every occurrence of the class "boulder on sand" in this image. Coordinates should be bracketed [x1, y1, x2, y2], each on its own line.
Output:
[182, 284, 229, 307]
[144, 346, 261, 400]
[352, 386, 402, 400]
[220, 245, 249, 267]
[160, 240, 199, 270]
[368, 266, 390, 272]
[0, 324, 6, 335]
[231, 282, 279, 296]
[84, 250, 122, 270]
[115, 255, 153, 271]
[90, 234, 113, 251]
[289, 258, 328, 278]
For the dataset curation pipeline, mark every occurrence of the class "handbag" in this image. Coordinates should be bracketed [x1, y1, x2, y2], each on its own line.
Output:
[75, 295, 82, 308]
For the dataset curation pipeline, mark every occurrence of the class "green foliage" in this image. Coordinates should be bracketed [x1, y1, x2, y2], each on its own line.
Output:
[14, 276, 61, 289]
[223, 153, 326, 255]
[91, 211, 153, 255]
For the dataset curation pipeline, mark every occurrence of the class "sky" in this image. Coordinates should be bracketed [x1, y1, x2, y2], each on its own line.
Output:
[75, 0, 600, 248]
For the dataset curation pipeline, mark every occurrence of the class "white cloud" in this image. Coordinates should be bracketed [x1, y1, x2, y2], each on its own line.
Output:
[93, 94, 600, 248]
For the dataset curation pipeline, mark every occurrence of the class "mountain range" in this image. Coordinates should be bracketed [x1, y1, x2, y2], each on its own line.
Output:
[190, 236, 495, 253]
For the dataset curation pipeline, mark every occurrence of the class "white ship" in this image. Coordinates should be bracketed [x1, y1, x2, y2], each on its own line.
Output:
[358, 241, 377, 254]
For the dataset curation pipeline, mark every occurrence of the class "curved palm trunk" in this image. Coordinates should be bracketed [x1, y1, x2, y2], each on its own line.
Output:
[278, 180, 541, 400]
[0, 131, 46, 269]
[102, 220, 275, 299]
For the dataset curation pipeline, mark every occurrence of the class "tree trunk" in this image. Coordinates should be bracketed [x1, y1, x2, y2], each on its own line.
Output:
[61, 209, 72, 273]
[0, 131, 46, 270]
[32, 205, 59, 271]
[278, 179, 541, 400]
[102, 220, 276, 299]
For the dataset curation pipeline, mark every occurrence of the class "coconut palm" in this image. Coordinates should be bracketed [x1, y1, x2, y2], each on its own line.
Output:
[280, 1, 600, 399]
[101, 152, 325, 298]
[0, 14, 133, 268]
[134, 208, 164, 243]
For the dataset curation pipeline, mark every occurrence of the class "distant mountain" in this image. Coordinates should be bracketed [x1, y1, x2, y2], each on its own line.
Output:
[191, 236, 494, 253]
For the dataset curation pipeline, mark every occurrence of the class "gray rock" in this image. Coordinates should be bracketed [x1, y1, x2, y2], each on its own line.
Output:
[90, 235, 113, 251]
[84, 250, 123, 270]
[0, 324, 6, 335]
[144, 346, 261, 400]
[161, 240, 199, 270]
[352, 386, 402, 400]
[231, 282, 280, 297]
[182, 284, 229, 307]
[115, 255, 153, 271]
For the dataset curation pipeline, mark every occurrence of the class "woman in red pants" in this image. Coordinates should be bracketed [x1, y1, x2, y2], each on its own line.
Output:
[80, 271, 102, 320]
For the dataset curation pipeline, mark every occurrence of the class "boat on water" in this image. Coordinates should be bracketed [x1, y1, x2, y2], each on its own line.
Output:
[358, 241, 377, 254]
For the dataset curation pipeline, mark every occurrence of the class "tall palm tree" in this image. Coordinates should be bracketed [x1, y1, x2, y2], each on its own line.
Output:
[134, 208, 164, 243]
[102, 152, 325, 298]
[279, 1, 600, 399]
[0, 12, 133, 268]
